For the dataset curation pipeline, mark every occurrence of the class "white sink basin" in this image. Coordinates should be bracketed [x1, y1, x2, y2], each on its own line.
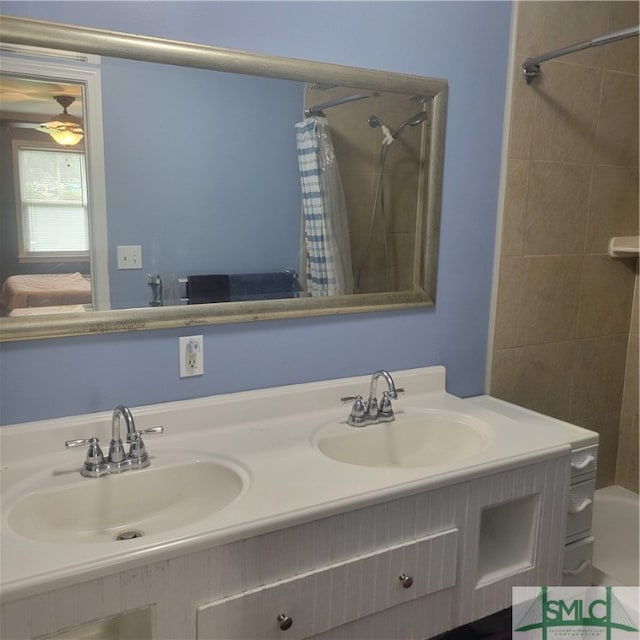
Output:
[7, 460, 245, 544]
[313, 409, 491, 468]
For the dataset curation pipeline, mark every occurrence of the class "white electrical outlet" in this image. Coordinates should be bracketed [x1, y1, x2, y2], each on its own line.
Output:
[179, 335, 204, 377]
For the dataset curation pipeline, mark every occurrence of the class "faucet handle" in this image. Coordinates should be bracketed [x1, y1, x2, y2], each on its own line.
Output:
[377, 391, 396, 422]
[65, 435, 104, 456]
[65, 437, 108, 477]
[139, 425, 164, 435]
[126, 425, 164, 443]
[127, 426, 164, 466]
[341, 395, 368, 427]
[65, 436, 99, 449]
[378, 388, 405, 422]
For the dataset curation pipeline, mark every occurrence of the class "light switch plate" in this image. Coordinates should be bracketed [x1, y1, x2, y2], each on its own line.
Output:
[117, 245, 142, 270]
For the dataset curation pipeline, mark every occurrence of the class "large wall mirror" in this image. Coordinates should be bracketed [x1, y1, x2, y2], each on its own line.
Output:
[0, 15, 447, 341]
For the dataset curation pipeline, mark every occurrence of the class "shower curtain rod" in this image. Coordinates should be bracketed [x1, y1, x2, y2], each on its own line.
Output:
[522, 24, 639, 83]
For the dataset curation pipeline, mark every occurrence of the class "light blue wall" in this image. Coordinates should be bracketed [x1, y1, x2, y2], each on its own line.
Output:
[101, 59, 303, 308]
[0, 1, 512, 425]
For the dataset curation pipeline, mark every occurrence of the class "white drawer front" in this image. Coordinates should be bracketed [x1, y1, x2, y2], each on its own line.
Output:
[566, 478, 595, 542]
[562, 536, 593, 586]
[197, 528, 458, 640]
[570, 445, 597, 480]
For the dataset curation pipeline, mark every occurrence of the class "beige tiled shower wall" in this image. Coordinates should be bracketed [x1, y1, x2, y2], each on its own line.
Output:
[490, 1, 639, 489]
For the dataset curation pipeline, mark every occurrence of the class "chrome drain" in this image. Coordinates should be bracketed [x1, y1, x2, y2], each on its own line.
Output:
[115, 529, 144, 541]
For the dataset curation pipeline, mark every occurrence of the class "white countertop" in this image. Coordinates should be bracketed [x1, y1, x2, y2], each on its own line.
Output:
[0, 366, 597, 602]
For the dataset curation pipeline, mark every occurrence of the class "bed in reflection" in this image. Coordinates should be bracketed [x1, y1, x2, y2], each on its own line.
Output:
[0, 273, 91, 316]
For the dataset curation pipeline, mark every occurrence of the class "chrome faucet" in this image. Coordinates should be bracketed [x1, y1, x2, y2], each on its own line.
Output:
[108, 404, 136, 468]
[65, 405, 164, 477]
[341, 369, 403, 427]
[147, 273, 163, 306]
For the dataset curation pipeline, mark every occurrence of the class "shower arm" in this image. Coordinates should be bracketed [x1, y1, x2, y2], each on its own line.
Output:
[304, 94, 372, 117]
[522, 24, 639, 83]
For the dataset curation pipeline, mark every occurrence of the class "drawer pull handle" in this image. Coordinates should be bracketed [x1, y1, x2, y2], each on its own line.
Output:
[568, 498, 592, 514]
[563, 560, 590, 576]
[571, 455, 595, 471]
[399, 573, 414, 589]
[277, 614, 293, 631]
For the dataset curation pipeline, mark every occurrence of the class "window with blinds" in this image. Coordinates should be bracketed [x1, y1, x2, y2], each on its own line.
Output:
[15, 146, 89, 260]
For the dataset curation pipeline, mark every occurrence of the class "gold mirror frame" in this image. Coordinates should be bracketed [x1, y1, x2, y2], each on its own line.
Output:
[0, 15, 447, 342]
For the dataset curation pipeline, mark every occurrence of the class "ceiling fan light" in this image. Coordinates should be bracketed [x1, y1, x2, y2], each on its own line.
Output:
[39, 95, 84, 146]
[44, 127, 84, 146]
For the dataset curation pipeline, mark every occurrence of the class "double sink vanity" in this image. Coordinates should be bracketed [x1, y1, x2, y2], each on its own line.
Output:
[0, 366, 598, 639]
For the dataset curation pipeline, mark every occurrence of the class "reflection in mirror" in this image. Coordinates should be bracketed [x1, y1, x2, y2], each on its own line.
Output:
[0, 16, 447, 341]
[0, 47, 109, 325]
[95, 57, 433, 308]
[303, 84, 432, 295]
[100, 56, 304, 309]
[0, 74, 93, 316]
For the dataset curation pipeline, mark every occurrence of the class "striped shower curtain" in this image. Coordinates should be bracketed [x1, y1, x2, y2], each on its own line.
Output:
[295, 116, 354, 297]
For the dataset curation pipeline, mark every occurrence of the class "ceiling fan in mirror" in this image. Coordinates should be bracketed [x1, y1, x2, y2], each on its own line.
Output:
[0, 91, 84, 146]
[38, 95, 84, 146]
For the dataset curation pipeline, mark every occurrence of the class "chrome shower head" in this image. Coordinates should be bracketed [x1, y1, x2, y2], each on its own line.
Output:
[368, 115, 395, 145]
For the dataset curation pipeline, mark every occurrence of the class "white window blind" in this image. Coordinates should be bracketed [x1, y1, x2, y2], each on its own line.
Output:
[17, 147, 89, 255]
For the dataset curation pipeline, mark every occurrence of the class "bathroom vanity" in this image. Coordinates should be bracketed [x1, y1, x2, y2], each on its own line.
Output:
[0, 367, 598, 639]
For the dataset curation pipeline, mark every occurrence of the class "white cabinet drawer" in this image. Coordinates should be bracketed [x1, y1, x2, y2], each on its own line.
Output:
[562, 536, 593, 586]
[566, 478, 595, 542]
[197, 528, 458, 640]
[570, 446, 597, 480]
